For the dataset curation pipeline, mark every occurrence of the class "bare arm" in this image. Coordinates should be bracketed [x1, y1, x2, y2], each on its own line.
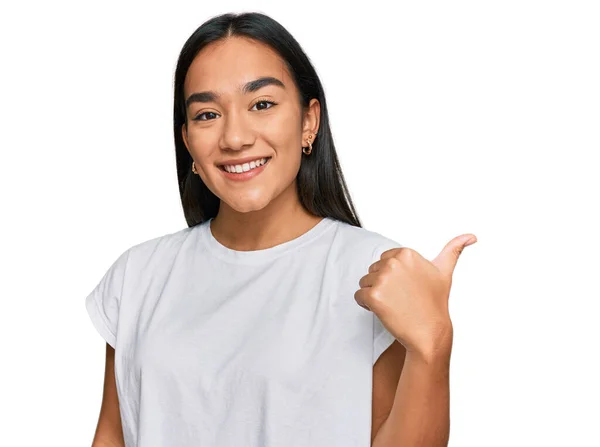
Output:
[372, 340, 406, 444]
[372, 338, 451, 447]
[90, 343, 126, 447]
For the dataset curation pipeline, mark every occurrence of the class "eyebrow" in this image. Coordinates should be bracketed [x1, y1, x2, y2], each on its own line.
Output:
[185, 76, 286, 108]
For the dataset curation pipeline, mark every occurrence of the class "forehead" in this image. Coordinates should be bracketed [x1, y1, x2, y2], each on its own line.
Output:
[184, 37, 293, 96]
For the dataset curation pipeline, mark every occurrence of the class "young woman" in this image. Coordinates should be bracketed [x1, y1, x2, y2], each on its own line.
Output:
[85, 11, 475, 447]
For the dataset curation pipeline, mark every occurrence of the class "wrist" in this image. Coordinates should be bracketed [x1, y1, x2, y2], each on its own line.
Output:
[405, 326, 453, 365]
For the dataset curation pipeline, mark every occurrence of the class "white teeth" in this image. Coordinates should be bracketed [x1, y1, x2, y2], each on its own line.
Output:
[224, 158, 268, 173]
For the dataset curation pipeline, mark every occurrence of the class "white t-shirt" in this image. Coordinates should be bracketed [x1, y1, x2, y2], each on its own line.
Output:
[85, 216, 402, 447]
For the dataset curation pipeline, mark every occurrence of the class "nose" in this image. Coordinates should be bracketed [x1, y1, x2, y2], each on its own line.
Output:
[219, 108, 255, 151]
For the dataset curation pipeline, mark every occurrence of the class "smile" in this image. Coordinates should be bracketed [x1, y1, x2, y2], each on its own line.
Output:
[218, 157, 272, 181]
[220, 157, 271, 173]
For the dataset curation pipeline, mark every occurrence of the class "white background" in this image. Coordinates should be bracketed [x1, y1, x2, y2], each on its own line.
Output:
[1, 1, 598, 445]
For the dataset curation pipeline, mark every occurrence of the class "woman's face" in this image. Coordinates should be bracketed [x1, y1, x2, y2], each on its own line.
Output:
[182, 36, 319, 214]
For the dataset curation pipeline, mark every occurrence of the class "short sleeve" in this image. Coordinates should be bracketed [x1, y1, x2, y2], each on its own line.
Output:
[84, 248, 130, 349]
[373, 313, 397, 365]
[370, 239, 403, 365]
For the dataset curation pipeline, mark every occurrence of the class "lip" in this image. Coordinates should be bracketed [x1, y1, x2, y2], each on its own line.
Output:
[219, 156, 272, 182]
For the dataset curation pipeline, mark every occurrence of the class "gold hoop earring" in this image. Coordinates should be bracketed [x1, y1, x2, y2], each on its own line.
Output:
[303, 134, 314, 155]
[192, 161, 198, 174]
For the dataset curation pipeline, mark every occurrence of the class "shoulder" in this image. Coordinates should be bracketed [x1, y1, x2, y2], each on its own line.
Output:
[126, 225, 197, 261]
[109, 224, 200, 279]
[332, 219, 403, 265]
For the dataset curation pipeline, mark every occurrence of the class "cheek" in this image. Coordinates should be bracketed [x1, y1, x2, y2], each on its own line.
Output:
[186, 128, 216, 159]
[186, 126, 204, 145]
[262, 110, 302, 152]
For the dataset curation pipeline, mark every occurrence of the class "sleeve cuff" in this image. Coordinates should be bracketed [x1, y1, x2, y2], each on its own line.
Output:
[373, 326, 396, 365]
[85, 292, 117, 349]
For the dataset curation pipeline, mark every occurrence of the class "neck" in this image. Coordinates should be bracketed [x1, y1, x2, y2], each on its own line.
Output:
[209, 184, 323, 252]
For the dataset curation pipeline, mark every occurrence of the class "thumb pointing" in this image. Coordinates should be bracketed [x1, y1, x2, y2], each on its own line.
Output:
[433, 234, 477, 277]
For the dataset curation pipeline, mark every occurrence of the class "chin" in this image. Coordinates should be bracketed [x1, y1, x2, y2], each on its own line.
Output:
[225, 196, 271, 214]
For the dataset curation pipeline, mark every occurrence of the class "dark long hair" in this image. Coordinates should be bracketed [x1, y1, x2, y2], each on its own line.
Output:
[173, 12, 362, 228]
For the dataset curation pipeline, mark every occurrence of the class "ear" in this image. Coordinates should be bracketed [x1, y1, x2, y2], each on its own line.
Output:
[302, 98, 320, 142]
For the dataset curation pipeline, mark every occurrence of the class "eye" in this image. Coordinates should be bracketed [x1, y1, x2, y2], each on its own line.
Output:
[193, 111, 220, 121]
[251, 100, 277, 111]
[192, 100, 277, 121]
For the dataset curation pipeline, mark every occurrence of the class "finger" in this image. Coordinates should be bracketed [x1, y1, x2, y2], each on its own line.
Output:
[354, 288, 372, 311]
[358, 271, 378, 288]
[368, 260, 382, 273]
[432, 234, 477, 277]
[379, 247, 404, 260]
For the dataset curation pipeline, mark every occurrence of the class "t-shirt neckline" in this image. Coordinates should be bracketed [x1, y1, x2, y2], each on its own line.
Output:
[200, 216, 337, 265]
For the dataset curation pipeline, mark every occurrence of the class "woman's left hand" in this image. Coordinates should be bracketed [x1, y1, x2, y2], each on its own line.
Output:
[355, 234, 477, 361]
